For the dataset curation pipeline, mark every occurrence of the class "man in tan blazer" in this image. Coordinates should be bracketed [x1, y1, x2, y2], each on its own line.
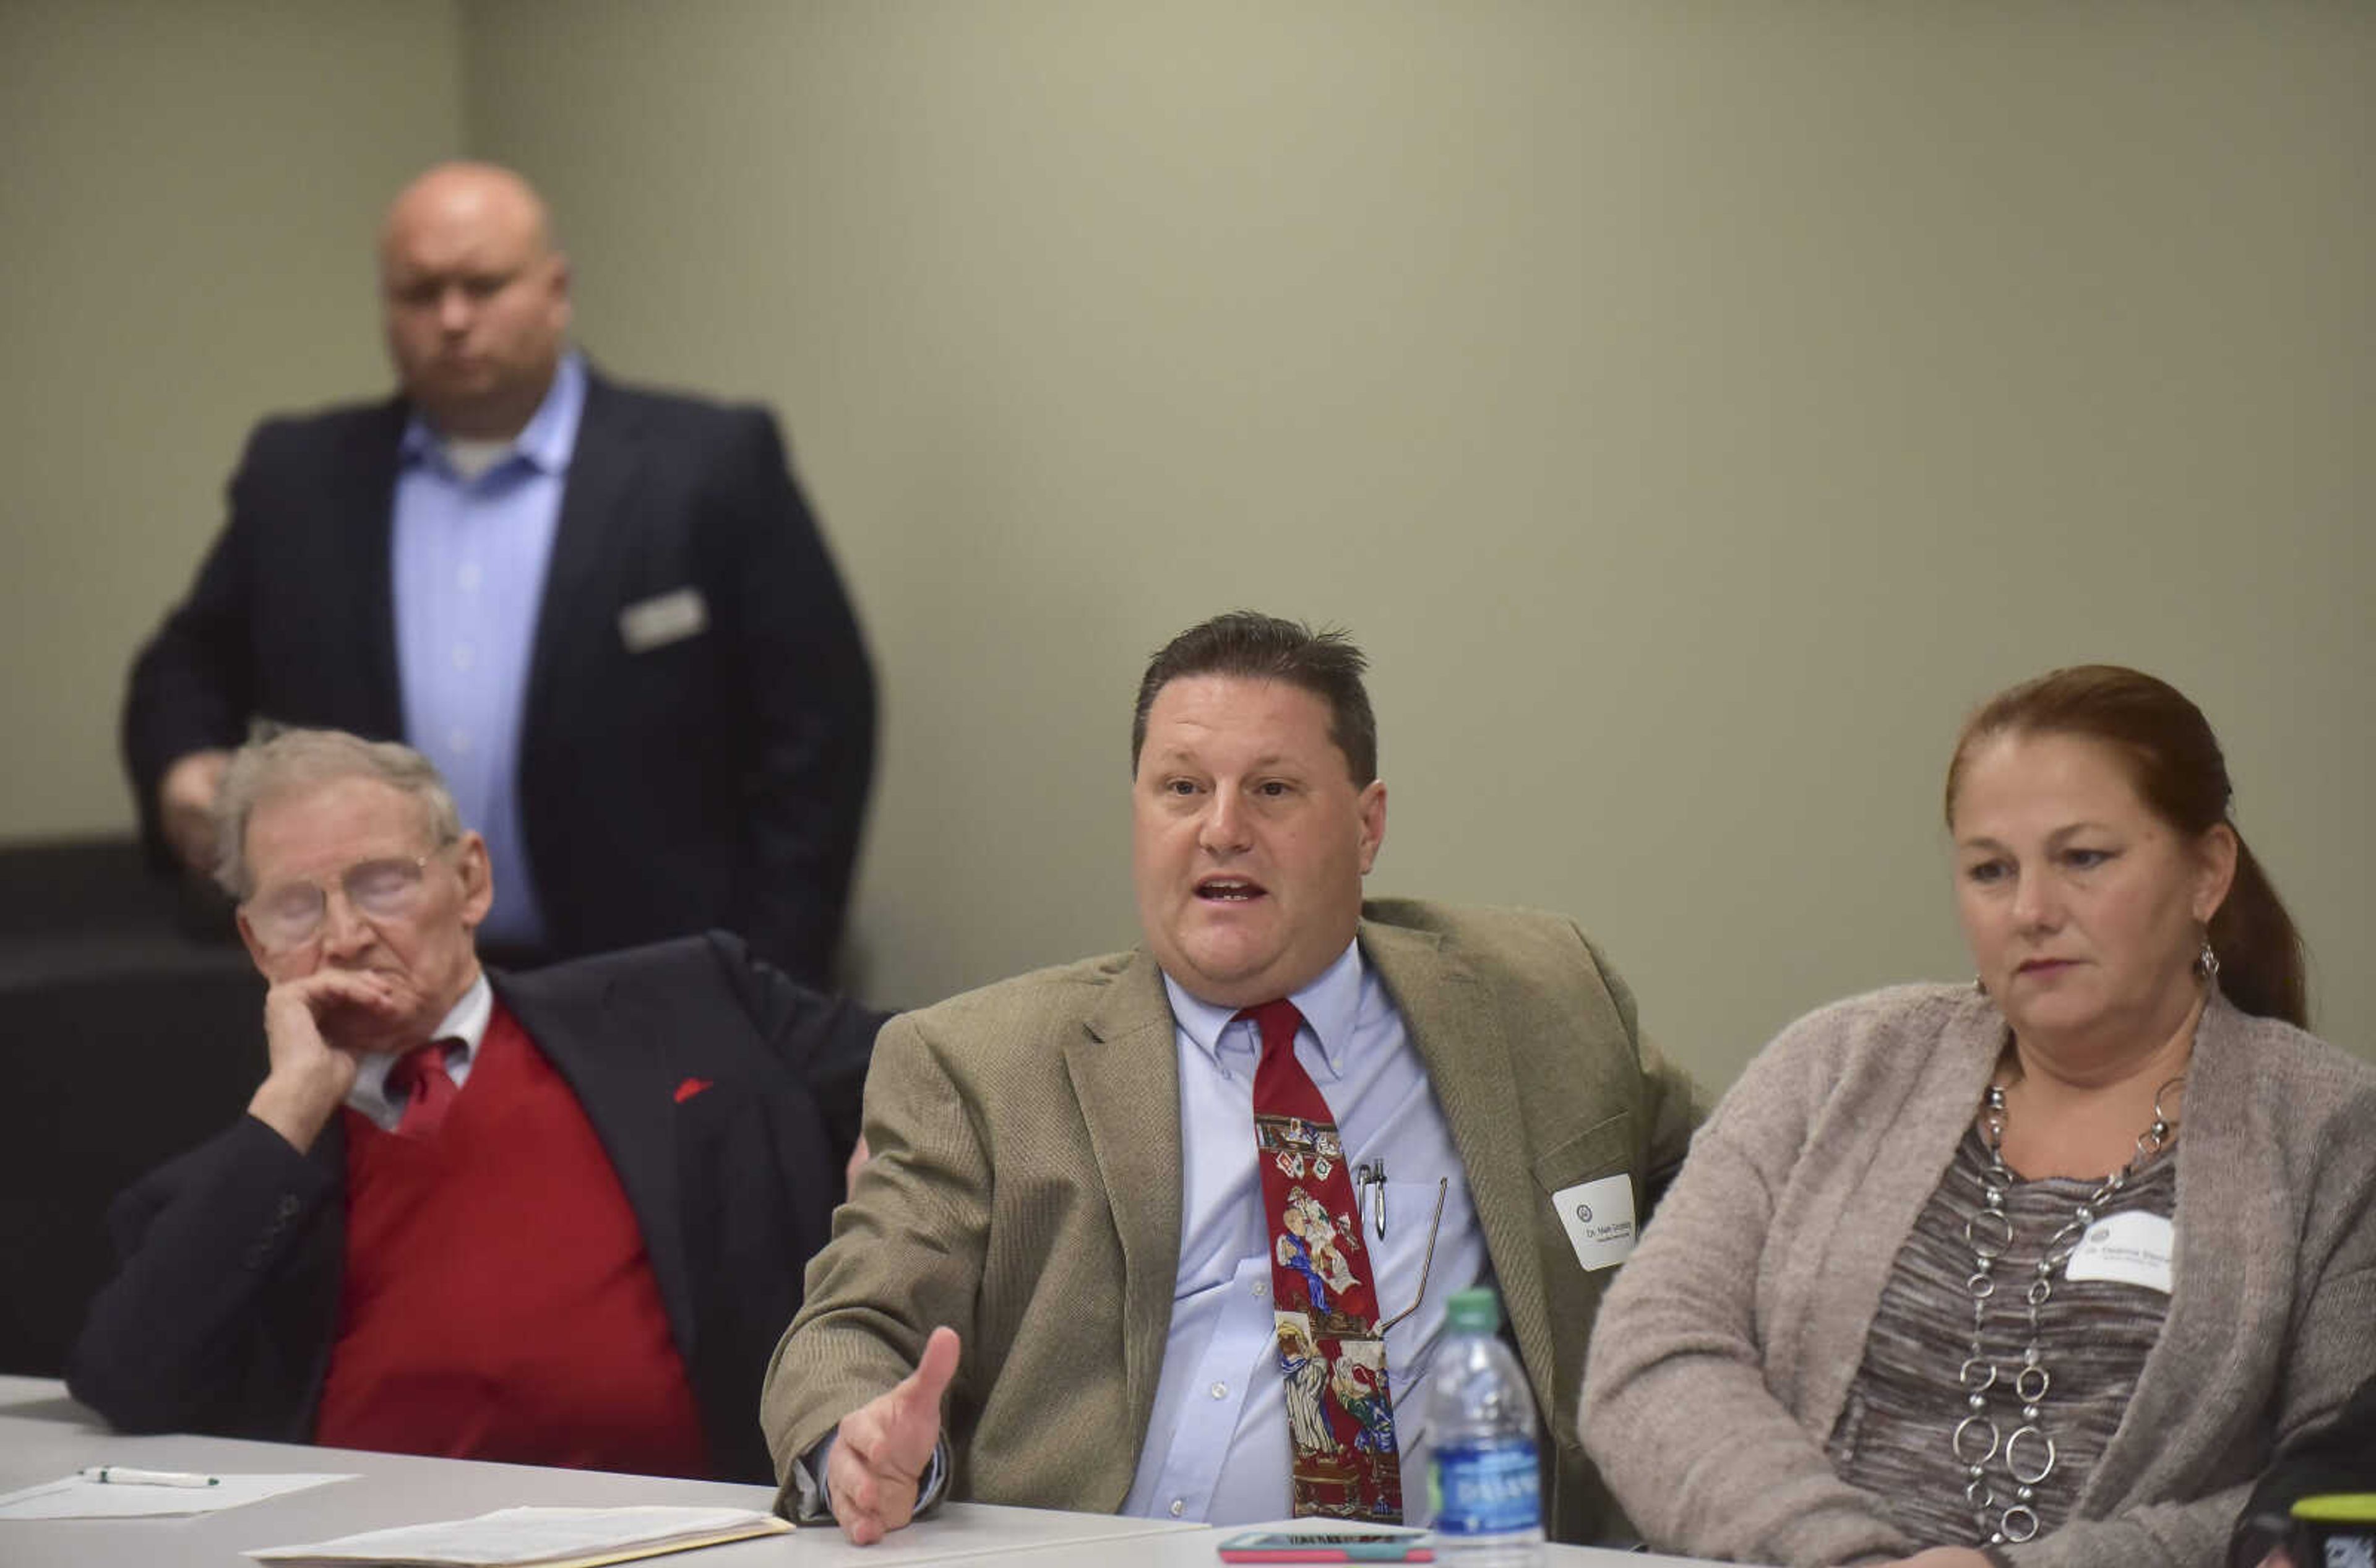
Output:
[763, 612, 1702, 1544]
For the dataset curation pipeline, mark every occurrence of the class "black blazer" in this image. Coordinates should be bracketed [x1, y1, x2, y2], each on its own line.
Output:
[121, 372, 876, 984]
[64, 933, 884, 1483]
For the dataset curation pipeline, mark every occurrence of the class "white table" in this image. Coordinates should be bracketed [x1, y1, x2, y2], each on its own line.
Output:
[0, 1376, 1708, 1566]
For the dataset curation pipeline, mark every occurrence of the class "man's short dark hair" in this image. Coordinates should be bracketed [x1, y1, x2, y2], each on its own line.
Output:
[1130, 611, 1377, 785]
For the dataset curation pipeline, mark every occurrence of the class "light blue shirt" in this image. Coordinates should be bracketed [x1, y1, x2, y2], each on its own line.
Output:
[390, 351, 587, 947]
[345, 971, 491, 1131]
[1120, 940, 1489, 1527]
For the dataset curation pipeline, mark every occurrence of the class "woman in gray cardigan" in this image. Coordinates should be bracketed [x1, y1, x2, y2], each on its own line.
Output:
[1580, 666, 2376, 1568]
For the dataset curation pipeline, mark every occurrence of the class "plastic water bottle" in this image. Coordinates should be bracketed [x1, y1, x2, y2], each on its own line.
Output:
[1427, 1286, 1544, 1564]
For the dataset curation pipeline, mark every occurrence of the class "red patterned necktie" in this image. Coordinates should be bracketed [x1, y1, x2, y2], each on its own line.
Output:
[385, 1040, 462, 1139]
[1240, 998, 1402, 1522]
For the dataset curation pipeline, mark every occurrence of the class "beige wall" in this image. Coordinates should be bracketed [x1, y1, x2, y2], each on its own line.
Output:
[4, 4, 2369, 1085]
[460, 2, 2375, 1077]
[0, 0, 465, 827]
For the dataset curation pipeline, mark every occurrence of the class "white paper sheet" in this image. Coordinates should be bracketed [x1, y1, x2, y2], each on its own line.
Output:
[0, 1470, 357, 1519]
[248, 1505, 790, 1566]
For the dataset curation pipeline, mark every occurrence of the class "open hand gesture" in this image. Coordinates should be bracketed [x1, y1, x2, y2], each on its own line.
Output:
[827, 1327, 962, 1545]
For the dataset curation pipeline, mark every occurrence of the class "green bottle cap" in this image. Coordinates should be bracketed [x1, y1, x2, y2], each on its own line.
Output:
[1446, 1287, 1501, 1333]
[2292, 1494, 2376, 1524]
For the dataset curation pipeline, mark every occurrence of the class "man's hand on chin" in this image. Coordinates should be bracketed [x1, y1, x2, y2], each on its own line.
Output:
[827, 1326, 961, 1545]
[248, 970, 407, 1152]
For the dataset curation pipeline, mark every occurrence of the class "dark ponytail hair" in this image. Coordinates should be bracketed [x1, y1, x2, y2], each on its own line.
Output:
[1943, 665, 2307, 1028]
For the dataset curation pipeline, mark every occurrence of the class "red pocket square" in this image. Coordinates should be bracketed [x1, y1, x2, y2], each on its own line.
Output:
[673, 1077, 714, 1105]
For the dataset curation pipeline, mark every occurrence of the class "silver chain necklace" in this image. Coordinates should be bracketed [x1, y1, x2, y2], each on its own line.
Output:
[1953, 1075, 2182, 1546]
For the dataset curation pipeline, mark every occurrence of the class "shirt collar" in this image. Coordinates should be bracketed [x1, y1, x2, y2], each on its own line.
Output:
[1162, 938, 1365, 1073]
[346, 969, 494, 1107]
[398, 349, 587, 476]
[428, 968, 495, 1056]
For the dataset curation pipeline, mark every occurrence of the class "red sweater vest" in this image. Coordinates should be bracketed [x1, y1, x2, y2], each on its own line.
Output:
[316, 1001, 710, 1477]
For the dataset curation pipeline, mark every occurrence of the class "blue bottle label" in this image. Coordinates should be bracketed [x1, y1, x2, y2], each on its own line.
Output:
[1433, 1435, 1540, 1536]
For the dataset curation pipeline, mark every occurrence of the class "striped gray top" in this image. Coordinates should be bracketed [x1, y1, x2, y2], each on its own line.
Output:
[1823, 1124, 2177, 1549]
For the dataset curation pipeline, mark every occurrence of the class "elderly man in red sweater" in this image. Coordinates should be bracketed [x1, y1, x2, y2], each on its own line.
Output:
[69, 728, 881, 1481]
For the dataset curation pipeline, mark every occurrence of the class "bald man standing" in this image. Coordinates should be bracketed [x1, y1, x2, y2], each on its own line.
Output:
[125, 162, 875, 984]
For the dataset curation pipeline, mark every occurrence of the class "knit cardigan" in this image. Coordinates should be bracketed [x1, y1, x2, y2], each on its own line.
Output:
[1579, 984, 2376, 1568]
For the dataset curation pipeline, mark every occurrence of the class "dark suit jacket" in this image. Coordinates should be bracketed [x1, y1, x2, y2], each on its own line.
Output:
[2231, 1370, 2376, 1567]
[121, 370, 876, 984]
[65, 933, 884, 1483]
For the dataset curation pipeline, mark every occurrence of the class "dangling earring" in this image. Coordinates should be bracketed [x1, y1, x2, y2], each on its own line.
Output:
[2193, 939, 2220, 983]
[1973, 975, 1988, 997]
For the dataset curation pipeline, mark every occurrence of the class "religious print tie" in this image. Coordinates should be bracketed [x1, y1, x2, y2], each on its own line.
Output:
[1240, 998, 1402, 1522]
[385, 1040, 462, 1138]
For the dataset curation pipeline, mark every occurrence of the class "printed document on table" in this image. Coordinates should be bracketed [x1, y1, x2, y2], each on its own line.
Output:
[246, 1504, 792, 1567]
[0, 1471, 356, 1519]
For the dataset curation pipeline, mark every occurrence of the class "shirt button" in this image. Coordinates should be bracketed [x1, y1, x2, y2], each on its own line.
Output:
[1210, 1382, 1228, 1399]
[452, 645, 475, 671]
[457, 563, 482, 592]
[449, 730, 472, 755]
[1252, 1281, 1267, 1298]
[1169, 1500, 1186, 1518]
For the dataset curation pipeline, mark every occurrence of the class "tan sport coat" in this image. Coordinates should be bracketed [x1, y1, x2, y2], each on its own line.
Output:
[761, 898, 1704, 1541]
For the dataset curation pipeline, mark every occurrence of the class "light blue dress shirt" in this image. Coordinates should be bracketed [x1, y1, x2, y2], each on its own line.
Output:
[391, 352, 588, 948]
[1120, 940, 1490, 1526]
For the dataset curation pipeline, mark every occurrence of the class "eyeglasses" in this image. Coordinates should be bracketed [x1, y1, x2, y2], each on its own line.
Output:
[242, 855, 433, 953]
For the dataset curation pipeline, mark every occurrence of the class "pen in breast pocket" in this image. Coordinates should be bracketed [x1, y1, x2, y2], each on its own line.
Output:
[1356, 1160, 1387, 1239]
[78, 1466, 220, 1488]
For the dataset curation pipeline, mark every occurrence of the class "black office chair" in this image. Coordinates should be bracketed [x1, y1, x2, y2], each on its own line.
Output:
[0, 837, 263, 1376]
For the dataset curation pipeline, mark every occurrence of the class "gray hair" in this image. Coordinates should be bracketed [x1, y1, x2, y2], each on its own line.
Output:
[212, 728, 464, 900]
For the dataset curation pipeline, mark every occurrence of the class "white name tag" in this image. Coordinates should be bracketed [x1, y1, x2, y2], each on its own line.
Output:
[2064, 1210, 2175, 1294]
[1552, 1173, 1637, 1272]
[618, 587, 710, 653]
